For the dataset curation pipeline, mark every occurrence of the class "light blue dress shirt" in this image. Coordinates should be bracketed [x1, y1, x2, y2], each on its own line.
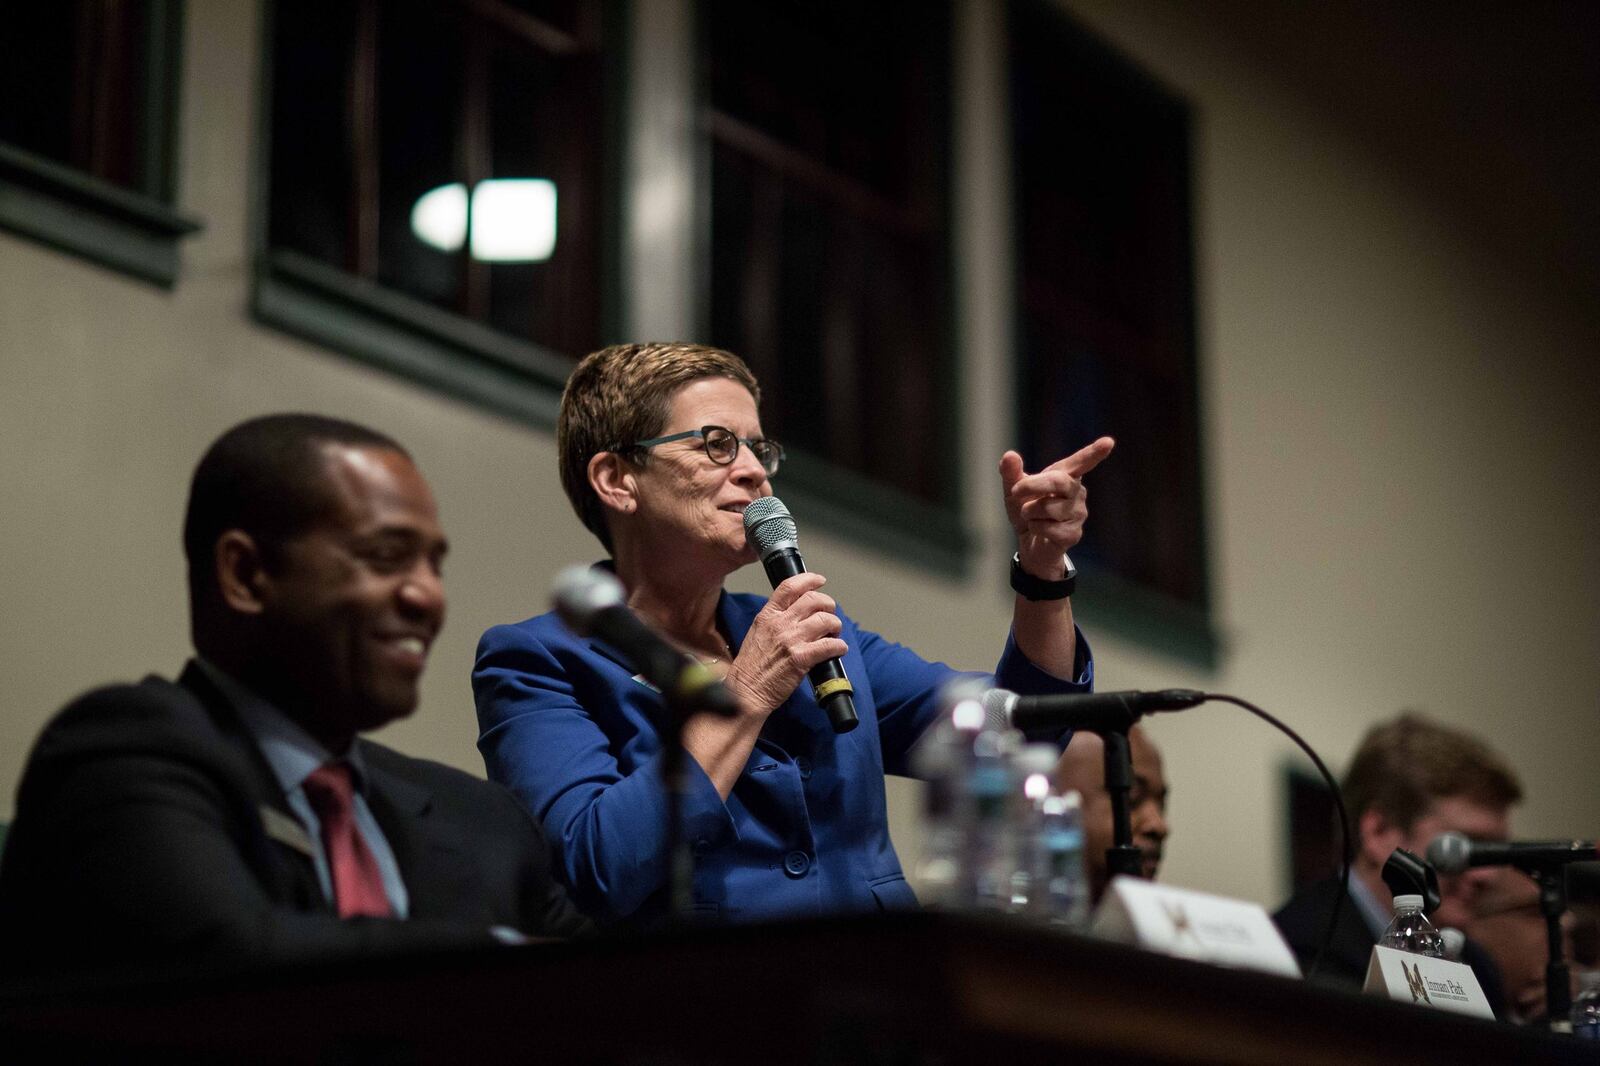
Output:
[1347, 871, 1391, 939]
[196, 660, 410, 918]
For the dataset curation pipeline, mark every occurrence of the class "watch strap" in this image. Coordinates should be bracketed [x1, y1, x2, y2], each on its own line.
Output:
[1010, 552, 1076, 600]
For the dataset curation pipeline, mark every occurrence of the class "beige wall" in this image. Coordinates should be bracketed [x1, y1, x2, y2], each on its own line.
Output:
[1048, 0, 1600, 903]
[2, 1, 1596, 913]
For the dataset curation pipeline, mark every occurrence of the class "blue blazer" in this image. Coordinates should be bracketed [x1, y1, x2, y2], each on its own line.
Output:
[473, 589, 1093, 925]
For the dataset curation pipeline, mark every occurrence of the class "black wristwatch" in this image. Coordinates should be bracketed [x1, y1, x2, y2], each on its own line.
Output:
[1010, 551, 1076, 600]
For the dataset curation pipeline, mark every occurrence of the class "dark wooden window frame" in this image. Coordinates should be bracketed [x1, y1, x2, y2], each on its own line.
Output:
[244, 0, 1213, 625]
[249, 0, 622, 430]
[0, 0, 201, 287]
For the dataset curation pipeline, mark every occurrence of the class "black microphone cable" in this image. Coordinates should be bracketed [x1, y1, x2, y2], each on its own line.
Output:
[1199, 692, 1352, 983]
[986, 683, 1350, 978]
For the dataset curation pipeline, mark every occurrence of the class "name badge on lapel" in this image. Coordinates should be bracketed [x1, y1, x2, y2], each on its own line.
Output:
[259, 804, 316, 858]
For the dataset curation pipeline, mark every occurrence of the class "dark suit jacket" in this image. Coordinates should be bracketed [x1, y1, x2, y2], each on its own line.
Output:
[1274, 876, 1506, 1018]
[0, 662, 590, 977]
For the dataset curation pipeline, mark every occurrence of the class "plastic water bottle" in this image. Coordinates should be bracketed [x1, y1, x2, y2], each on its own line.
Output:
[910, 682, 990, 909]
[1571, 971, 1600, 1039]
[1006, 743, 1063, 912]
[910, 721, 973, 908]
[968, 723, 1021, 911]
[1378, 894, 1445, 958]
[1029, 789, 1089, 928]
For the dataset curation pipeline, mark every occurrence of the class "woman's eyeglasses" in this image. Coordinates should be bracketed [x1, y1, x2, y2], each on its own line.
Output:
[623, 425, 784, 476]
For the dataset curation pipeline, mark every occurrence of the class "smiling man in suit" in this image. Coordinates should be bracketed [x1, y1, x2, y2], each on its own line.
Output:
[0, 414, 589, 976]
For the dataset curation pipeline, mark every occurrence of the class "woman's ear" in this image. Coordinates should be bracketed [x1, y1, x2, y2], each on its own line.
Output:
[215, 530, 270, 615]
[588, 451, 638, 516]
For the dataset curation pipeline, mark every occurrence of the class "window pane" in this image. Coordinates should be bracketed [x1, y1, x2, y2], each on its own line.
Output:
[0, 0, 157, 193]
[268, 1, 359, 269]
[707, 0, 951, 509]
[1011, 0, 1206, 610]
[267, 0, 604, 360]
[375, 2, 465, 305]
[482, 15, 602, 354]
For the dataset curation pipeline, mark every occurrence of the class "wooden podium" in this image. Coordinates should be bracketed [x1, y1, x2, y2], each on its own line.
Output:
[1, 912, 1592, 1063]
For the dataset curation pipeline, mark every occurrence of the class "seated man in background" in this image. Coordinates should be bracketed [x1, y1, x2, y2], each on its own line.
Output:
[1052, 724, 1168, 903]
[1273, 713, 1517, 1014]
[0, 415, 589, 977]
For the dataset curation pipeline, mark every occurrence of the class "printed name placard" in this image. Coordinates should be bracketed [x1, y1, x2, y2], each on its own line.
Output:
[1090, 876, 1302, 978]
[1363, 946, 1494, 1019]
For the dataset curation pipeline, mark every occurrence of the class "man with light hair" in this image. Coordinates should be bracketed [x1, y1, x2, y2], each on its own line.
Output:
[1274, 712, 1520, 1014]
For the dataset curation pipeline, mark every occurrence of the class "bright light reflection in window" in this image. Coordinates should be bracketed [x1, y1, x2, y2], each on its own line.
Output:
[411, 183, 469, 253]
[470, 179, 557, 262]
[410, 179, 558, 262]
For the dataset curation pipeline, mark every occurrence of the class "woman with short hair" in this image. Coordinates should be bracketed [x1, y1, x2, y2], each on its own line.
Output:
[474, 342, 1110, 924]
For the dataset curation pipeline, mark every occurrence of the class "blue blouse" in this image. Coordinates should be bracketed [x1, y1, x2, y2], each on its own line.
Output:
[473, 589, 1093, 925]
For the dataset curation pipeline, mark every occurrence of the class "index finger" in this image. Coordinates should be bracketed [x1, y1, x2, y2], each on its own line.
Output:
[1009, 437, 1115, 498]
[1056, 435, 1115, 478]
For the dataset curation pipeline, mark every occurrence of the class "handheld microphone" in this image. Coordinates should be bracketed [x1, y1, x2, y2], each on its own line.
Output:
[1425, 831, 1599, 874]
[980, 687, 1206, 734]
[552, 566, 739, 717]
[742, 497, 858, 734]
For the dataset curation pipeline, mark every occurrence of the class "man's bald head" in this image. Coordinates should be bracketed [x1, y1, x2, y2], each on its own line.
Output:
[1053, 725, 1168, 902]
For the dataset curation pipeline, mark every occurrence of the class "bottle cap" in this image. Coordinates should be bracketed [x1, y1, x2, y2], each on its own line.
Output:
[1393, 893, 1423, 911]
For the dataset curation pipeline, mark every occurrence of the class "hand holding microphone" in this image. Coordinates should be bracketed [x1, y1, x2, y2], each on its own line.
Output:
[743, 497, 859, 733]
[724, 571, 850, 723]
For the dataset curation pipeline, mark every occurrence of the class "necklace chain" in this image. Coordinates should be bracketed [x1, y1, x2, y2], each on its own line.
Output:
[696, 640, 734, 666]
[643, 611, 731, 666]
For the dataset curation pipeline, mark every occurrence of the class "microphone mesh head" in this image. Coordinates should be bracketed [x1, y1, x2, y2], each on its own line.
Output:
[743, 496, 798, 558]
[979, 687, 1017, 732]
[1438, 927, 1466, 960]
[551, 565, 625, 633]
[1426, 831, 1472, 875]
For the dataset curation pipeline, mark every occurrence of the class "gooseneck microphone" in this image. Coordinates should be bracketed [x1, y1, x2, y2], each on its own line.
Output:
[552, 566, 739, 717]
[742, 497, 859, 734]
[1425, 831, 1599, 874]
[980, 687, 1206, 734]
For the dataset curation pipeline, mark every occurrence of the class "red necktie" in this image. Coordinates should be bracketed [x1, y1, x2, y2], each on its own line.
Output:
[302, 762, 393, 919]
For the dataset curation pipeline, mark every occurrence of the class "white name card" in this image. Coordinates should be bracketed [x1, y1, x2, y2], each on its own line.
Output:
[1089, 876, 1302, 978]
[1363, 946, 1494, 1019]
